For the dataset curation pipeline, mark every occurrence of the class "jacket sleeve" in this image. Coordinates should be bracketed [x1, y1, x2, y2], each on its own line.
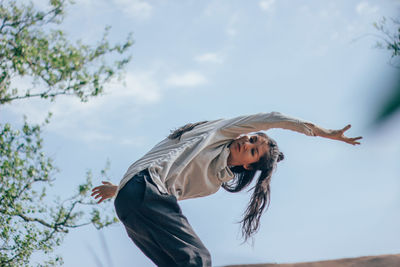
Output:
[217, 112, 316, 138]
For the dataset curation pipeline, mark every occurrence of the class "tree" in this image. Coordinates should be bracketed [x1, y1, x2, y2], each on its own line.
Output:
[0, 117, 116, 266]
[374, 17, 400, 67]
[0, 0, 133, 265]
[0, 0, 133, 104]
[373, 17, 400, 123]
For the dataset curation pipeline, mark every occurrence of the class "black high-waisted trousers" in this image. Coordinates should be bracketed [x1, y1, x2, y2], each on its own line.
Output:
[114, 170, 211, 267]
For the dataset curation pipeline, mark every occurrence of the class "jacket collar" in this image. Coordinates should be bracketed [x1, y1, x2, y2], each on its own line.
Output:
[216, 144, 234, 182]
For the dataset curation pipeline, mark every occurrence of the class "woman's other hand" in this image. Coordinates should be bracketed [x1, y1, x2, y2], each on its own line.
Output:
[91, 181, 118, 203]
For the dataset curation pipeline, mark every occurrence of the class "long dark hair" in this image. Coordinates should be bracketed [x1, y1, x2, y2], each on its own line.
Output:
[222, 132, 284, 242]
[168, 121, 208, 140]
[169, 124, 284, 242]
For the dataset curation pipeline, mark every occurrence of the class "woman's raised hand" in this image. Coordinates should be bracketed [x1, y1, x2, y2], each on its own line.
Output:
[305, 123, 362, 145]
[326, 124, 363, 145]
[91, 181, 118, 203]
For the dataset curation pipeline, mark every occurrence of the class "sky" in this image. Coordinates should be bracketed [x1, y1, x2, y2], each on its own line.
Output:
[2, 0, 400, 266]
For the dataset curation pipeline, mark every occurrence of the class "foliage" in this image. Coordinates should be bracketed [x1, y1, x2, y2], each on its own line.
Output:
[0, 0, 133, 104]
[0, 118, 117, 267]
[373, 17, 400, 123]
[374, 75, 400, 124]
[373, 17, 400, 68]
[0, 0, 131, 265]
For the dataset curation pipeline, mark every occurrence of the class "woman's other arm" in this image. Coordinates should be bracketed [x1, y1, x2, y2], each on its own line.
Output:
[91, 181, 118, 203]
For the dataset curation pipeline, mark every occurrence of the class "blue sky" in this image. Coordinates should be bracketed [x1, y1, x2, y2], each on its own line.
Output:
[2, 0, 400, 266]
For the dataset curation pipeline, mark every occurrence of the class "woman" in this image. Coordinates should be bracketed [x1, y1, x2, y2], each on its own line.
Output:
[91, 112, 362, 267]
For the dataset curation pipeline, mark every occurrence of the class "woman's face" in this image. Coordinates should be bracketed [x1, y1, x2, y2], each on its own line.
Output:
[227, 134, 269, 170]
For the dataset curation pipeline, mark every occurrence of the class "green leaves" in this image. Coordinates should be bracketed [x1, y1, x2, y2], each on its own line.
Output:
[374, 17, 400, 64]
[0, 121, 55, 266]
[0, 0, 133, 104]
[1, 0, 128, 265]
[0, 121, 117, 266]
[372, 17, 400, 124]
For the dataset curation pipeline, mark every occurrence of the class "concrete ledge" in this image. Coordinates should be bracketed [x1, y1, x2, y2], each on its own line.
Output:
[224, 253, 400, 267]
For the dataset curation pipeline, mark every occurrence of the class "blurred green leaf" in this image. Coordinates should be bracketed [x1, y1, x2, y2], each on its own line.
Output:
[373, 17, 400, 123]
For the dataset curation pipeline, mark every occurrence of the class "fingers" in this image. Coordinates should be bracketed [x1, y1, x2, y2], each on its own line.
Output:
[91, 187, 106, 198]
[91, 189, 99, 197]
[91, 183, 115, 204]
[92, 192, 109, 203]
[91, 191, 102, 199]
[341, 124, 351, 132]
[91, 181, 113, 194]
[91, 186, 103, 195]
[91, 186, 101, 192]
[339, 124, 362, 145]
[350, 136, 363, 143]
[345, 136, 363, 145]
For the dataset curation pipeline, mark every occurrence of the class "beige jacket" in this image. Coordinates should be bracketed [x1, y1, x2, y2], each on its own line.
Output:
[117, 112, 316, 200]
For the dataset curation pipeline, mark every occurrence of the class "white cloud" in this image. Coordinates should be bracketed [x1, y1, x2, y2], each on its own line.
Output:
[346, 23, 356, 35]
[330, 32, 339, 41]
[51, 70, 161, 121]
[80, 131, 113, 142]
[313, 45, 329, 57]
[202, 3, 239, 37]
[203, 1, 230, 17]
[226, 27, 237, 37]
[299, 5, 311, 14]
[4, 77, 52, 124]
[120, 136, 147, 147]
[107, 71, 161, 103]
[356, 2, 379, 16]
[165, 72, 207, 87]
[75, 0, 99, 7]
[194, 53, 224, 64]
[259, 0, 275, 11]
[113, 0, 153, 19]
[226, 14, 239, 37]
[32, 0, 108, 11]
[2, 69, 162, 143]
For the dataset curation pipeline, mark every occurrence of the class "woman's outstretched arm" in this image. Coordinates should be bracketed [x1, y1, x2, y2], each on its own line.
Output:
[91, 181, 118, 203]
[217, 112, 362, 145]
[304, 123, 362, 145]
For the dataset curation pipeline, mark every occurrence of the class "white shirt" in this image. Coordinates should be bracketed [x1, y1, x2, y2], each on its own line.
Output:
[117, 112, 316, 200]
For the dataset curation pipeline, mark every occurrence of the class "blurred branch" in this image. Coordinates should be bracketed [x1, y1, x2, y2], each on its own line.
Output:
[372, 16, 400, 124]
